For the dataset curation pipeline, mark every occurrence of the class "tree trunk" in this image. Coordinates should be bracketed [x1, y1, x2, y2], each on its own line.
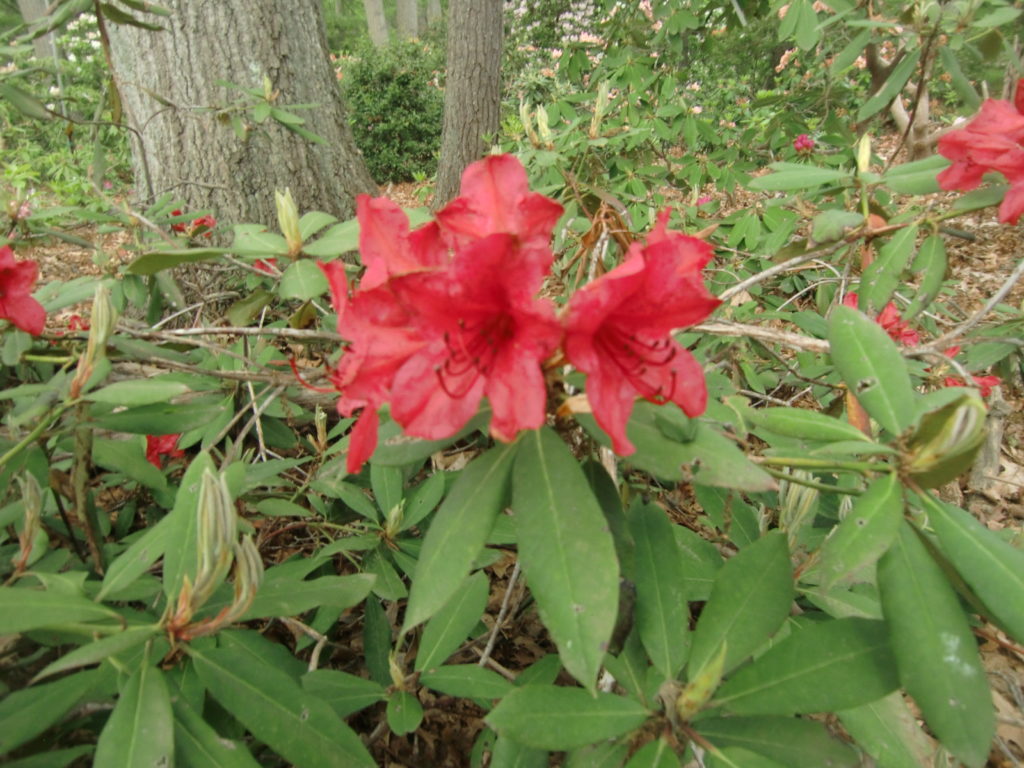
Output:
[427, 0, 443, 26]
[363, 0, 390, 47]
[432, 0, 502, 207]
[106, 0, 376, 232]
[16, 0, 55, 59]
[396, 0, 419, 38]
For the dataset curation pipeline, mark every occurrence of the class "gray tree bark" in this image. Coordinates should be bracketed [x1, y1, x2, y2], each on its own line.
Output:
[432, 0, 502, 207]
[426, 0, 443, 26]
[16, 0, 55, 59]
[396, 0, 419, 38]
[363, 0, 390, 47]
[107, 0, 377, 231]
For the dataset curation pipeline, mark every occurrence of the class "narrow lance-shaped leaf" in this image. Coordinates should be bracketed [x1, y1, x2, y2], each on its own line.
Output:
[838, 691, 937, 768]
[94, 656, 174, 768]
[877, 520, 994, 768]
[511, 427, 620, 691]
[415, 570, 490, 672]
[695, 715, 859, 768]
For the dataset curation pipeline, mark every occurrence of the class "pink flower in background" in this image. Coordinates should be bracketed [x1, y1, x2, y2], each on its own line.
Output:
[0, 246, 46, 336]
[937, 77, 1024, 224]
[842, 293, 919, 347]
[938, 346, 1000, 397]
[793, 134, 815, 154]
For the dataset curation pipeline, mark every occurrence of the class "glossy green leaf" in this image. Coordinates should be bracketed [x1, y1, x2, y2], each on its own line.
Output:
[859, 225, 918, 315]
[486, 685, 649, 751]
[1, 746, 94, 768]
[747, 407, 871, 443]
[92, 437, 170, 499]
[126, 247, 230, 275]
[881, 155, 946, 194]
[403, 443, 516, 632]
[97, 509, 176, 600]
[937, 47, 980, 111]
[33, 625, 160, 681]
[172, 695, 261, 768]
[242, 573, 374, 620]
[0, 586, 121, 633]
[94, 661, 174, 768]
[278, 259, 329, 301]
[810, 210, 862, 244]
[87, 379, 190, 406]
[386, 691, 423, 735]
[877, 520, 994, 768]
[192, 647, 374, 768]
[827, 305, 915, 436]
[747, 165, 850, 191]
[904, 234, 948, 319]
[923, 494, 1024, 644]
[629, 503, 690, 681]
[0, 669, 105, 753]
[812, 473, 903, 588]
[162, 452, 216, 599]
[230, 225, 288, 256]
[511, 427, 619, 691]
[713, 618, 898, 714]
[302, 669, 387, 718]
[694, 715, 858, 768]
[838, 691, 936, 768]
[490, 735, 548, 768]
[688, 533, 793, 677]
[624, 738, 680, 768]
[857, 48, 922, 121]
[415, 570, 489, 672]
[420, 664, 513, 700]
[302, 219, 359, 257]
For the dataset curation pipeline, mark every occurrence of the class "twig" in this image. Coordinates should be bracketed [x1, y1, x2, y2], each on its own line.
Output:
[477, 560, 521, 670]
[121, 324, 342, 342]
[279, 617, 330, 672]
[693, 321, 829, 353]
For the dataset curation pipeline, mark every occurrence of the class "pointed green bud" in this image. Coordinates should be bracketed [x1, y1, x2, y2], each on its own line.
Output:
[536, 105, 553, 148]
[275, 188, 302, 256]
[856, 133, 872, 175]
[519, 101, 540, 147]
[676, 641, 727, 721]
[904, 391, 987, 489]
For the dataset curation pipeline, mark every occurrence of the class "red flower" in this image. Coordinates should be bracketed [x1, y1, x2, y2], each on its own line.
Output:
[938, 347, 1000, 397]
[254, 258, 278, 274]
[67, 314, 89, 331]
[170, 209, 187, 233]
[938, 78, 1024, 224]
[0, 246, 46, 336]
[190, 215, 217, 238]
[564, 212, 721, 455]
[842, 293, 919, 347]
[146, 434, 185, 468]
[793, 133, 815, 154]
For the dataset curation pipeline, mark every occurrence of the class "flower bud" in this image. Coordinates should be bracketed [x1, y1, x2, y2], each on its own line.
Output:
[275, 188, 302, 257]
[856, 133, 872, 175]
[589, 81, 610, 139]
[536, 105, 553, 148]
[904, 391, 987, 489]
[519, 101, 541, 147]
[69, 282, 118, 399]
[676, 642, 727, 721]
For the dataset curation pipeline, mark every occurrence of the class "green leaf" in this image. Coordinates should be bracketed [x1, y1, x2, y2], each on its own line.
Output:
[694, 715, 858, 768]
[830, 29, 872, 75]
[420, 664, 513, 700]
[302, 669, 387, 718]
[486, 685, 649, 751]
[810, 210, 862, 244]
[87, 379, 190, 406]
[624, 738, 680, 768]
[937, 47, 980, 112]
[713, 618, 898, 714]
[688, 532, 793, 677]
[94, 660, 174, 768]
[92, 437, 169, 499]
[226, 288, 273, 327]
[0, 586, 121, 633]
[303, 219, 359, 257]
[0, 82, 52, 120]
[371, 409, 490, 465]
[191, 647, 374, 768]
[511, 427, 620, 691]
[0, 669, 105, 753]
[881, 155, 947, 194]
[747, 165, 850, 191]
[859, 225, 918, 315]
[402, 443, 516, 632]
[923, 495, 1024, 644]
[877, 520, 994, 767]
[278, 259, 329, 301]
[97, 512, 175, 600]
[34, 625, 160, 681]
[827, 305, 915, 436]
[160, 452, 217, 599]
[254, 498, 311, 517]
[415, 570, 489, 672]
[90, 400, 226, 436]
[172, 695, 262, 768]
[231, 224, 289, 256]
[629, 504, 690, 681]
[951, 183, 1007, 213]
[242, 573, 374, 620]
[298, 211, 337, 240]
[490, 735, 548, 768]
[747, 407, 871, 443]
[1, 746, 94, 768]
[904, 234, 947, 319]
[386, 691, 423, 735]
[812, 473, 903, 588]
[126, 247, 229, 275]
[857, 48, 922, 122]
[838, 691, 936, 768]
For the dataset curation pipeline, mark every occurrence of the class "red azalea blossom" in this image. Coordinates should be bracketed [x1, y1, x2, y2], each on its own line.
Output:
[937, 77, 1024, 224]
[146, 434, 185, 468]
[793, 133, 815, 154]
[254, 258, 278, 274]
[564, 212, 721, 455]
[190, 215, 217, 238]
[943, 374, 1001, 398]
[170, 209, 187, 233]
[0, 245, 46, 336]
[842, 293, 919, 346]
[67, 314, 89, 331]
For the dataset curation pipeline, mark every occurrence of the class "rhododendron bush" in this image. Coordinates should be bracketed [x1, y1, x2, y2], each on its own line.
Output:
[2, 23, 1024, 768]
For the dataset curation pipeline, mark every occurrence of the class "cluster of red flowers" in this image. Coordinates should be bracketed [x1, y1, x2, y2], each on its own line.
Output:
[842, 293, 919, 347]
[171, 211, 217, 238]
[321, 155, 720, 473]
[0, 245, 46, 336]
[937, 77, 1024, 224]
[939, 346, 1001, 398]
[793, 133, 815, 154]
[146, 433, 185, 468]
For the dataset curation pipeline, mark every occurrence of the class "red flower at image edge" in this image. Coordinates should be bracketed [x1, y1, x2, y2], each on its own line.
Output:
[937, 77, 1024, 224]
[564, 212, 721, 455]
[0, 246, 46, 336]
[842, 293, 919, 347]
[939, 346, 1001, 397]
[146, 434, 185, 469]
